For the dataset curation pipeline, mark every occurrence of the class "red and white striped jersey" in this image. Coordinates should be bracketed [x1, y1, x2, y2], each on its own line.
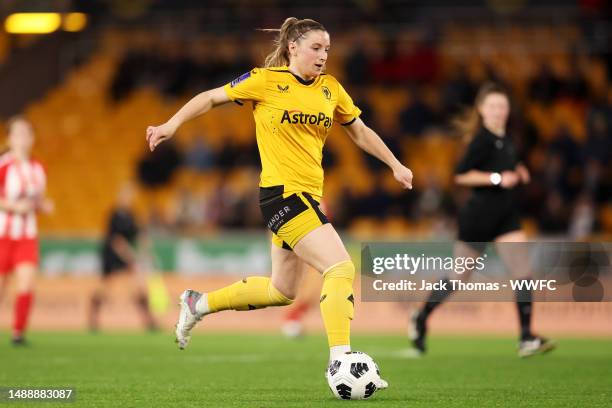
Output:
[0, 152, 47, 239]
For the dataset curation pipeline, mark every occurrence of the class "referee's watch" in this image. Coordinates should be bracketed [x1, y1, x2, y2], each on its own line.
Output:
[490, 172, 502, 186]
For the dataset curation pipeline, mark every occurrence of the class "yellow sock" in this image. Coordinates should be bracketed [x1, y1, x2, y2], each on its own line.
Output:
[320, 260, 355, 347]
[207, 277, 293, 312]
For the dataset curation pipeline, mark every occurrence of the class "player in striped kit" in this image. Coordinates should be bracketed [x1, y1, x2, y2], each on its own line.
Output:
[0, 116, 53, 345]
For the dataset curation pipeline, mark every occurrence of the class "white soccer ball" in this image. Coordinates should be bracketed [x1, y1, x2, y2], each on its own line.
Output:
[325, 351, 384, 400]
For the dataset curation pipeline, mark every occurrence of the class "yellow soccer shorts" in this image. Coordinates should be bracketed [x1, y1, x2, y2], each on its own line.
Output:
[259, 186, 329, 250]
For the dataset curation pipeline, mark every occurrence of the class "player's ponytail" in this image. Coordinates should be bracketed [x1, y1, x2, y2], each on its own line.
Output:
[260, 17, 326, 68]
[454, 82, 508, 144]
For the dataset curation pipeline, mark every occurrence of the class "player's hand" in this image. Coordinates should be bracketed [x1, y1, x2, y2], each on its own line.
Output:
[146, 122, 176, 152]
[393, 165, 413, 190]
[36, 197, 55, 214]
[515, 164, 530, 184]
[10, 198, 35, 214]
[500, 171, 519, 189]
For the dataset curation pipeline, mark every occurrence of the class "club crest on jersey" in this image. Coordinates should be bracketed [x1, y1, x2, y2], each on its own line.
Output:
[322, 86, 331, 100]
[281, 110, 332, 129]
[230, 71, 251, 87]
[277, 84, 289, 93]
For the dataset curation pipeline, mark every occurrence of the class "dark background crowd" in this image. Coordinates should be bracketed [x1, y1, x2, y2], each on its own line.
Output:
[1, 0, 610, 238]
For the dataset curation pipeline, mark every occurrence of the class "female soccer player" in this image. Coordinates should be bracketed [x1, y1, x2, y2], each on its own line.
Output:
[146, 18, 413, 381]
[0, 116, 52, 345]
[410, 83, 555, 358]
[88, 182, 157, 332]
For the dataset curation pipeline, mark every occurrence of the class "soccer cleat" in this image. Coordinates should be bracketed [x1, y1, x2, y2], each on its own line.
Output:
[281, 319, 304, 339]
[11, 335, 28, 347]
[518, 336, 556, 358]
[175, 289, 204, 350]
[408, 310, 426, 355]
[376, 378, 389, 390]
[147, 323, 159, 333]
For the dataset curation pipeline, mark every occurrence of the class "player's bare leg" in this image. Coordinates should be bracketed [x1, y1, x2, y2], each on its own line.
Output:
[12, 262, 36, 345]
[131, 267, 158, 331]
[88, 276, 110, 332]
[410, 242, 480, 354]
[495, 231, 556, 357]
[282, 269, 319, 338]
[0, 274, 8, 303]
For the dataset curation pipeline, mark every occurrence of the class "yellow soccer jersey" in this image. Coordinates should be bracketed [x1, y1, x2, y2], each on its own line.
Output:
[223, 66, 361, 200]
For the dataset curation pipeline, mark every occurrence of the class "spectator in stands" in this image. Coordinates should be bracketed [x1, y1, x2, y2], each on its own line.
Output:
[529, 64, 561, 104]
[184, 137, 214, 172]
[137, 139, 182, 187]
[399, 87, 438, 137]
[441, 65, 476, 116]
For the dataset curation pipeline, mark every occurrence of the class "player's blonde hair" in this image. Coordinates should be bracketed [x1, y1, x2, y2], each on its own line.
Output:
[453, 82, 509, 144]
[261, 17, 326, 68]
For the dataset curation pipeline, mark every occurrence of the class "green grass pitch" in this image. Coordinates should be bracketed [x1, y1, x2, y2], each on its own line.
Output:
[1, 332, 610, 407]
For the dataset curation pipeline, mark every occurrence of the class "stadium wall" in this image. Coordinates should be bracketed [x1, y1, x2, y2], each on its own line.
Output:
[1, 275, 610, 337]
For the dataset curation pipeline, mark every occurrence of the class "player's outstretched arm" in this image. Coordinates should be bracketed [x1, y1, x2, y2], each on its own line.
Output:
[342, 118, 413, 189]
[146, 86, 230, 151]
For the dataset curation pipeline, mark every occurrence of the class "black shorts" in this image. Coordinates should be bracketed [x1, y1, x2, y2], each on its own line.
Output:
[101, 250, 128, 276]
[458, 197, 521, 252]
[259, 186, 329, 250]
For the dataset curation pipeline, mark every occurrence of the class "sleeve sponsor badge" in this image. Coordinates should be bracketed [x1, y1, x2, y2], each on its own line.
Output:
[230, 71, 252, 87]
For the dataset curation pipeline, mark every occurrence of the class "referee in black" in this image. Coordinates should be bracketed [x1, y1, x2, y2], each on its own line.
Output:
[410, 83, 555, 357]
[88, 183, 157, 332]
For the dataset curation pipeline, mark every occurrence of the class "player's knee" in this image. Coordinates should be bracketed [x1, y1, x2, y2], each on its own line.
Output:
[323, 260, 355, 281]
[15, 280, 35, 293]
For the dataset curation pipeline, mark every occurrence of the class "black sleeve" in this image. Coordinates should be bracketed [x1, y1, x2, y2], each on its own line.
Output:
[455, 133, 489, 174]
[510, 137, 522, 167]
[107, 211, 122, 236]
[127, 214, 139, 241]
